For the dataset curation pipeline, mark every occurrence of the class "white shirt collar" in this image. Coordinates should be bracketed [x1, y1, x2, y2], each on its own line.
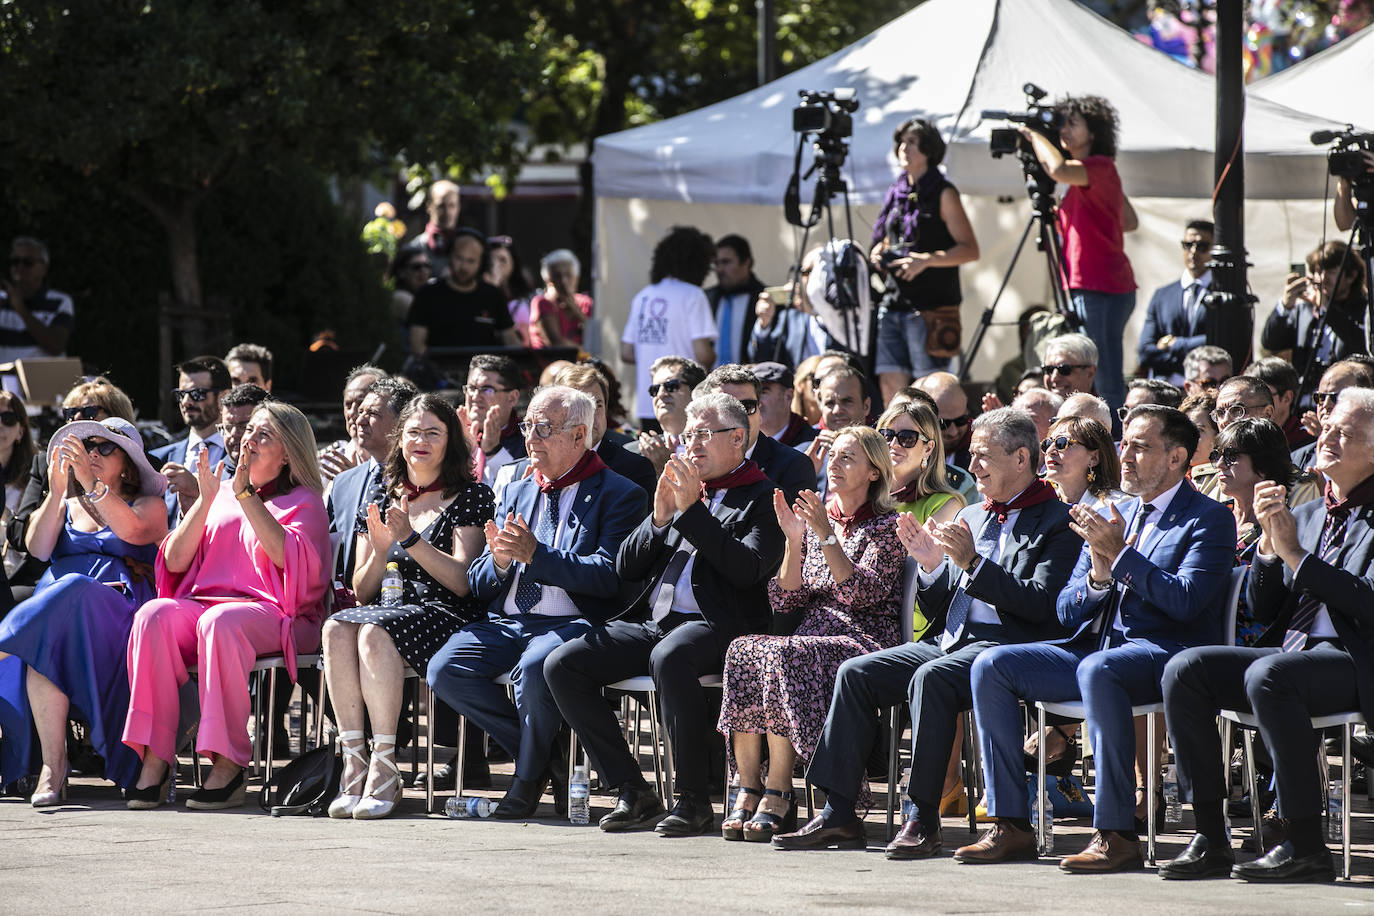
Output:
[1180, 269, 1212, 290]
[1136, 478, 1185, 521]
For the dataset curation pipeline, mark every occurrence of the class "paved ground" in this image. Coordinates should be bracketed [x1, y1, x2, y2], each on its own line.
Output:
[4, 759, 1374, 914]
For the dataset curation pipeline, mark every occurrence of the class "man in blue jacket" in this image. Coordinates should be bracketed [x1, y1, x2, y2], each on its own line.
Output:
[1137, 220, 1213, 384]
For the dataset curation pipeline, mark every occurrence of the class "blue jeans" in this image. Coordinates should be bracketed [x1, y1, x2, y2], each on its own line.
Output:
[1070, 289, 1135, 423]
[875, 307, 950, 380]
[971, 638, 1172, 832]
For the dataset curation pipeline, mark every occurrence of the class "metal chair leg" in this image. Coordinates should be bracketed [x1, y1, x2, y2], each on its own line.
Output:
[427, 684, 438, 814]
[1036, 705, 1048, 856]
[886, 703, 901, 842]
[962, 710, 979, 834]
[1242, 728, 1262, 844]
[1343, 722, 1353, 881]
[649, 690, 673, 804]
[315, 659, 329, 752]
[1146, 713, 1157, 866]
[265, 667, 278, 782]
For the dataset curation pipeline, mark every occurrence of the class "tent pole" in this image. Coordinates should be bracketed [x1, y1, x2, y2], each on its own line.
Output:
[1205, 0, 1256, 370]
[757, 0, 776, 86]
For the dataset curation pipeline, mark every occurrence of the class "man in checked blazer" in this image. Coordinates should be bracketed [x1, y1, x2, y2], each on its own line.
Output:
[960, 405, 1234, 872]
[772, 408, 1080, 857]
[1159, 390, 1374, 884]
[545, 392, 784, 837]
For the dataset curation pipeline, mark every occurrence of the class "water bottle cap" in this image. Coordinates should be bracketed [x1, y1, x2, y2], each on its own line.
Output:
[386, 561, 400, 569]
[574, 765, 588, 775]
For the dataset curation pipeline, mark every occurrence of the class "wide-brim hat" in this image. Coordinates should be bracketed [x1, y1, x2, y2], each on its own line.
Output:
[45, 417, 167, 498]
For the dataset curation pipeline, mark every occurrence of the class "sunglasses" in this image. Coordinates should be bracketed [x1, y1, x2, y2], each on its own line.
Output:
[1044, 364, 1092, 376]
[1040, 435, 1081, 454]
[1180, 240, 1209, 251]
[879, 427, 930, 449]
[738, 398, 759, 416]
[0, 410, 18, 427]
[648, 379, 684, 397]
[172, 386, 213, 402]
[63, 405, 102, 422]
[1314, 390, 1341, 408]
[1209, 448, 1243, 468]
[81, 438, 120, 457]
[938, 414, 969, 430]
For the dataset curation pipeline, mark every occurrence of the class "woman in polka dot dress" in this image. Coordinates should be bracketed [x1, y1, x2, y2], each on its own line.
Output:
[322, 393, 494, 820]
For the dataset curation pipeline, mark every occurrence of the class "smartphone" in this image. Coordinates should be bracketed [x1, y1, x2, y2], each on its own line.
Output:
[1289, 262, 1305, 276]
[763, 284, 793, 306]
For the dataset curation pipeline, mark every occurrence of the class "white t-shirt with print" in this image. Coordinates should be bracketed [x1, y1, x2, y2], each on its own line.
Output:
[621, 277, 716, 419]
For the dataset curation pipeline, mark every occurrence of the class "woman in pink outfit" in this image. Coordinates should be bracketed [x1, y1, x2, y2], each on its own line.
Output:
[123, 401, 331, 810]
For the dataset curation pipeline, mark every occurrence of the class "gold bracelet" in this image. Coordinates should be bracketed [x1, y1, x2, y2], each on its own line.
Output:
[236, 487, 255, 501]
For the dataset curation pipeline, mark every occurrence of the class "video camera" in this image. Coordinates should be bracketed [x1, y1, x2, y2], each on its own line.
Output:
[1313, 126, 1374, 227]
[793, 89, 858, 141]
[982, 83, 1063, 158]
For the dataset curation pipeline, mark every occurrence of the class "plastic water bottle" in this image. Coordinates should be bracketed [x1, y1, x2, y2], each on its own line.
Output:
[569, 765, 591, 825]
[380, 562, 403, 607]
[726, 775, 740, 814]
[1328, 778, 1343, 840]
[897, 767, 915, 823]
[445, 795, 496, 818]
[1031, 776, 1053, 855]
[1163, 763, 1182, 824]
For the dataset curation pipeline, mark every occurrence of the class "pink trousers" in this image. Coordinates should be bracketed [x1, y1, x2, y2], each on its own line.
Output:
[122, 598, 321, 767]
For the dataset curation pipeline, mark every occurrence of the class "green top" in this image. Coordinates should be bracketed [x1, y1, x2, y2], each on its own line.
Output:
[894, 490, 963, 639]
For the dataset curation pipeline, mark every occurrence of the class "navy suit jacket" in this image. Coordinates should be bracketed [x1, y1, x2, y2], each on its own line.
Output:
[467, 465, 647, 623]
[1056, 483, 1235, 653]
[149, 434, 231, 526]
[751, 434, 815, 503]
[919, 498, 1081, 646]
[327, 458, 382, 583]
[1137, 280, 1207, 377]
[599, 431, 656, 496]
[1248, 499, 1374, 721]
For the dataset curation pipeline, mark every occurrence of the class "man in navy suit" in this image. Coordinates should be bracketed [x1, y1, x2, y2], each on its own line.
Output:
[427, 385, 647, 818]
[1160, 390, 1374, 883]
[1137, 220, 1214, 384]
[699, 364, 815, 501]
[150, 355, 232, 525]
[958, 405, 1235, 872]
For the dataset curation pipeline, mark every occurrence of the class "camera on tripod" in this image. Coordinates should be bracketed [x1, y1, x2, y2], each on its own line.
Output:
[1314, 126, 1374, 205]
[793, 89, 858, 140]
[982, 83, 1063, 158]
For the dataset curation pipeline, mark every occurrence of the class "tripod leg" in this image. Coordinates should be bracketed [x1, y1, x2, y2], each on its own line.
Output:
[958, 215, 1037, 381]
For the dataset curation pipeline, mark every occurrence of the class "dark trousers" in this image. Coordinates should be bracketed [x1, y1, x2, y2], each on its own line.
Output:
[807, 639, 994, 810]
[544, 616, 734, 798]
[1163, 642, 1357, 820]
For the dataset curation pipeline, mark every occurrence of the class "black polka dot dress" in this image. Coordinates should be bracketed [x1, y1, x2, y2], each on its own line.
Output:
[328, 482, 494, 671]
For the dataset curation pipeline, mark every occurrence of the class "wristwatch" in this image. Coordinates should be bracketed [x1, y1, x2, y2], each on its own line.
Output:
[818, 531, 838, 547]
[1088, 572, 1114, 590]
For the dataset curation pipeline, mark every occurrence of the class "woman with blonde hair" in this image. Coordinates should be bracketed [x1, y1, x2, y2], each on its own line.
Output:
[877, 400, 963, 525]
[122, 401, 331, 810]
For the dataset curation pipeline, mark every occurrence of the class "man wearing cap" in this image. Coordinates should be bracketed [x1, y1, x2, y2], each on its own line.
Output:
[752, 361, 819, 450]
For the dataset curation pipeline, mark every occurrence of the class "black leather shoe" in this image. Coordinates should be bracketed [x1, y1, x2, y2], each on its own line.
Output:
[1232, 841, 1335, 883]
[1159, 833, 1236, 880]
[492, 776, 551, 819]
[885, 818, 942, 860]
[599, 785, 665, 832]
[771, 814, 867, 850]
[185, 769, 245, 810]
[656, 794, 715, 836]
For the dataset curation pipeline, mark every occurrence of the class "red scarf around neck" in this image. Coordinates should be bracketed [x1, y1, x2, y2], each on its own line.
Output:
[534, 449, 607, 494]
[1324, 473, 1374, 515]
[827, 498, 876, 532]
[699, 460, 768, 499]
[400, 477, 446, 499]
[983, 478, 1058, 523]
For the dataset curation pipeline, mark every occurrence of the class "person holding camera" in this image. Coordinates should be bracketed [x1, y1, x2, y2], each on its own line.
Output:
[868, 119, 980, 405]
[1018, 96, 1138, 425]
[1261, 241, 1369, 388]
[1334, 148, 1374, 233]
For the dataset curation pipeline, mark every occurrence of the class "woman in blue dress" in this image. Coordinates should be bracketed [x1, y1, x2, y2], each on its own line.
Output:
[0, 417, 167, 804]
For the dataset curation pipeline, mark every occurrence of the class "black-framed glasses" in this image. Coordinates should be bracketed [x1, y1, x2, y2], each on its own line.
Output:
[1314, 390, 1341, 408]
[738, 398, 759, 416]
[172, 386, 212, 402]
[0, 410, 18, 427]
[63, 405, 102, 422]
[879, 427, 930, 449]
[463, 384, 511, 399]
[1044, 363, 1092, 376]
[518, 420, 572, 440]
[81, 438, 119, 457]
[1180, 240, 1209, 251]
[1040, 435, 1081, 454]
[647, 379, 684, 397]
[1209, 448, 1243, 468]
[938, 414, 969, 430]
[680, 427, 740, 446]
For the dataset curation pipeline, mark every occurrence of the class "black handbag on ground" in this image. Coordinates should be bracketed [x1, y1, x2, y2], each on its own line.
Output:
[258, 738, 343, 816]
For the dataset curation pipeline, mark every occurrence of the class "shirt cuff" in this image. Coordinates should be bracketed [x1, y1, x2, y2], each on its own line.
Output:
[917, 562, 943, 586]
[1110, 545, 1130, 574]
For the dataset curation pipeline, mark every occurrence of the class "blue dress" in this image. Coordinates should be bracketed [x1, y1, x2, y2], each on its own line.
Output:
[0, 516, 157, 788]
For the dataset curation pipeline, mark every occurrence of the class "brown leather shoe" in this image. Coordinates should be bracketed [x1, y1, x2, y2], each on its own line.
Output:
[885, 819, 943, 860]
[771, 814, 867, 850]
[1058, 830, 1143, 873]
[953, 819, 1037, 863]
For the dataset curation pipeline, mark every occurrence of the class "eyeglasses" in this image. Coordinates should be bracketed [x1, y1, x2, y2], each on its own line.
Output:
[0, 410, 18, 427]
[879, 427, 931, 449]
[1044, 364, 1092, 376]
[81, 438, 120, 457]
[172, 387, 213, 402]
[1116, 406, 1132, 421]
[1180, 240, 1209, 251]
[938, 415, 969, 430]
[518, 420, 574, 439]
[464, 384, 511, 399]
[217, 420, 250, 438]
[402, 427, 445, 444]
[1209, 448, 1243, 468]
[1210, 403, 1259, 426]
[63, 404, 102, 422]
[8, 256, 38, 268]
[1314, 390, 1341, 408]
[648, 379, 684, 397]
[738, 398, 759, 416]
[1040, 435, 1081, 454]
[680, 427, 740, 446]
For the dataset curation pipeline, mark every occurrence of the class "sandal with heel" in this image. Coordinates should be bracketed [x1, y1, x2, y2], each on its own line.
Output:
[743, 788, 798, 842]
[722, 785, 763, 841]
[327, 730, 369, 819]
[353, 734, 400, 820]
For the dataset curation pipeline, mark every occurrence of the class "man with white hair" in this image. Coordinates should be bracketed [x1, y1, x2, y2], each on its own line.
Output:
[427, 385, 648, 820]
[1160, 388, 1374, 883]
[1181, 344, 1233, 399]
[1041, 334, 1098, 402]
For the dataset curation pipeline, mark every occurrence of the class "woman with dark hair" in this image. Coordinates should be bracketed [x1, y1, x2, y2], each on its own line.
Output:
[1180, 392, 1219, 485]
[322, 393, 494, 819]
[868, 117, 980, 403]
[1262, 240, 1370, 382]
[1042, 415, 1123, 509]
[0, 418, 167, 804]
[0, 390, 34, 578]
[388, 247, 432, 332]
[1016, 95, 1138, 423]
[485, 236, 536, 347]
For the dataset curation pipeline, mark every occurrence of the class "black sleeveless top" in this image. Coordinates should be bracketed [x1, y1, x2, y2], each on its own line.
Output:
[882, 172, 962, 311]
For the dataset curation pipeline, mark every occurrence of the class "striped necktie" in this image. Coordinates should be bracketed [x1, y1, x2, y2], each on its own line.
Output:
[1282, 510, 1349, 652]
[1098, 503, 1154, 650]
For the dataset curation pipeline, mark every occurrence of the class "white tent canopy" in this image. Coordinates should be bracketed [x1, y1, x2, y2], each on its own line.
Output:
[1251, 26, 1374, 131]
[591, 0, 1347, 410]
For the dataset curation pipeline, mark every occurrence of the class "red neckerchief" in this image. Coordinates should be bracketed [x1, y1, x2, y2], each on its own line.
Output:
[779, 413, 811, 446]
[1324, 473, 1374, 515]
[983, 478, 1058, 523]
[400, 477, 446, 499]
[892, 481, 921, 503]
[827, 498, 876, 532]
[534, 449, 607, 494]
[699, 460, 768, 499]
